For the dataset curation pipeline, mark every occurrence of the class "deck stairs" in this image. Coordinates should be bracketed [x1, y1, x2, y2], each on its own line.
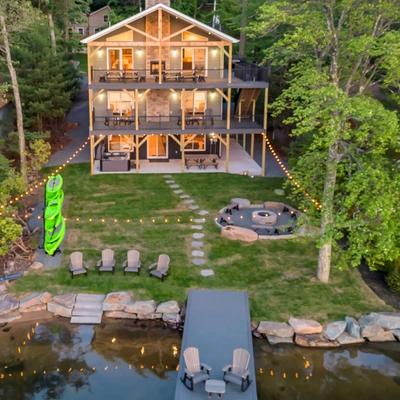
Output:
[70, 293, 105, 324]
[235, 89, 261, 117]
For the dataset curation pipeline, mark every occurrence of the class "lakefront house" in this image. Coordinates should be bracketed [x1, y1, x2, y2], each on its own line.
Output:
[81, 0, 269, 175]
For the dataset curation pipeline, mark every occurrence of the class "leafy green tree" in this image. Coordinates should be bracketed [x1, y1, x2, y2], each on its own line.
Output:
[0, 217, 22, 257]
[250, 0, 400, 282]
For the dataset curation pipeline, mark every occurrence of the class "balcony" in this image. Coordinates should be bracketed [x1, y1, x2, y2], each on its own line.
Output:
[92, 112, 264, 134]
[89, 64, 268, 88]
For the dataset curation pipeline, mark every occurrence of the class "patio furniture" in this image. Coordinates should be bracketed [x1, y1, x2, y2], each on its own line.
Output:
[185, 155, 203, 170]
[100, 153, 130, 172]
[205, 379, 226, 399]
[181, 346, 211, 391]
[96, 248, 116, 274]
[202, 155, 219, 169]
[69, 251, 88, 278]
[222, 348, 251, 392]
[105, 70, 122, 81]
[148, 254, 170, 281]
[123, 249, 141, 274]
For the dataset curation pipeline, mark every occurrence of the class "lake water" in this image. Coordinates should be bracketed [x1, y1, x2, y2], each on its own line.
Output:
[1, 320, 399, 399]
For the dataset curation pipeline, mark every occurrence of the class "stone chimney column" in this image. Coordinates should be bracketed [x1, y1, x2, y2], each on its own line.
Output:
[145, 0, 170, 8]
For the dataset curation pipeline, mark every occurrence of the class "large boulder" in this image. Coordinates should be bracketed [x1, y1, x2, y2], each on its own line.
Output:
[289, 317, 323, 334]
[257, 321, 294, 338]
[367, 331, 396, 342]
[345, 316, 361, 338]
[0, 294, 19, 316]
[103, 292, 131, 312]
[47, 293, 76, 318]
[295, 333, 339, 348]
[360, 312, 400, 330]
[221, 226, 258, 242]
[19, 292, 52, 312]
[266, 335, 294, 345]
[162, 313, 181, 324]
[0, 311, 22, 324]
[156, 300, 180, 314]
[336, 332, 365, 345]
[105, 311, 137, 319]
[124, 300, 156, 316]
[359, 314, 386, 338]
[324, 321, 346, 341]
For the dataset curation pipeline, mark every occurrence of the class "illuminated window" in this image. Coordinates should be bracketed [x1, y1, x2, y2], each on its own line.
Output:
[107, 48, 133, 70]
[147, 135, 168, 158]
[107, 91, 135, 115]
[182, 48, 207, 73]
[108, 135, 133, 152]
[182, 91, 207, 114]
[182, 31, 208, 41]
[184, 135, 206, 151]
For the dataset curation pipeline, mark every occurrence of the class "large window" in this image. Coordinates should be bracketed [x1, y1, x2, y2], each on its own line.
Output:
[108, 135, 133, 152]
[184, 135, 206, 151]
[182, 48, 207, 73]
[147, 135, 168, 158]
[182, 91, 207, 114]
[107, 91, 134, 116]
[182, 31, 207, 41]
[107, 48, 133, 70]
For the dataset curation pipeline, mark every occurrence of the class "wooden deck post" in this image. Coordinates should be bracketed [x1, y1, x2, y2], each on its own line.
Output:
[226, 88, 231, 172]
[135, 89, 139, 130]
[158, 9, 162, 85]
[228, 44, 233, 83]
[252, 99, 256, 122]
[243, 134, 246, 152]
[90, 135, 94, 175]
[261, 133, 266, 176]
[181, 89, 186, 130]
[262, 87, 269, 177]
[226, 134, 230, 172]
[180, 135, 185, 172]
[238, 100, 242, 122]
[135, 135, 140, 172]
[250, 134, 255, 159]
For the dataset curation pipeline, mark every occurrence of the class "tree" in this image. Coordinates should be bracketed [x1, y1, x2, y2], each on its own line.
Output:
[250, 0, 400, 282]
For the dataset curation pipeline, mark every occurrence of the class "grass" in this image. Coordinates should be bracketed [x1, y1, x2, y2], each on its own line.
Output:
[73, 53, 88, 74]
[12, 163, 391, 321]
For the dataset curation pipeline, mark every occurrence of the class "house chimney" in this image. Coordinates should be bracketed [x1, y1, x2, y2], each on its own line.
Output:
[145, 0, 170, 9]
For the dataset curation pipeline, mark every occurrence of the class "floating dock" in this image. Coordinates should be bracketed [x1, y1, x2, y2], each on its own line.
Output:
[175, 289, 257, 400]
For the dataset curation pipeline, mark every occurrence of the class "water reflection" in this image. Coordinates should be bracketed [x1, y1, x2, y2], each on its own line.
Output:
[254, 340, 400, 399]
[0, 320, 180, 400]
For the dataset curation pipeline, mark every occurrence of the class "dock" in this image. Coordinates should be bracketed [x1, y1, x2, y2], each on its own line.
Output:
[175, 289, 257, 400]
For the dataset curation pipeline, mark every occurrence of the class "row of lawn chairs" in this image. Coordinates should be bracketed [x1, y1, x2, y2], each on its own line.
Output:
[69, 250, 170, 281]
[182, 347, 252, 392]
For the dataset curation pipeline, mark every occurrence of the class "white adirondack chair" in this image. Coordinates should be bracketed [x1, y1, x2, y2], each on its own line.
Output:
[181, 346, 211, 391]
[222, 348, 251, 391]
[123, 250, 141, 274]
[148, 254, 170, 281]
[69, 252, 88, 278]
[96, 248, 116, 274]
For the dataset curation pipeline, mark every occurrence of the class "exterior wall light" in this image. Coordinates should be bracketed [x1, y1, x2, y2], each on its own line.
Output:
[211, 48, 218, 57]
[136, 49, 144, 56]
[171, 49, 179, 57]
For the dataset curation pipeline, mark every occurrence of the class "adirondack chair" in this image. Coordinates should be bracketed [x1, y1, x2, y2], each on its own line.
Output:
[181, 346, 211, 391]
[148, 254, 170, 281]
[96, 249, 116, 274]
[123, 250, 141, 274]
[222, 348, 251, 392]
[69, 252, 88, 278]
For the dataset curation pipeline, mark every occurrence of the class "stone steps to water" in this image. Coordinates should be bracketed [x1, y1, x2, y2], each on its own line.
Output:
[71, 294, 105, 324]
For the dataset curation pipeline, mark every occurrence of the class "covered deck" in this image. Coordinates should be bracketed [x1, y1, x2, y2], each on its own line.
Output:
[174, 289, 257, 400]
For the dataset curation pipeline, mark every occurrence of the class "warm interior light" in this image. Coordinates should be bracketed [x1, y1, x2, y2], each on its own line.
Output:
[136, 49, 144, 56]
[171, 49, 179, 57]
[211, 48, 218, 56]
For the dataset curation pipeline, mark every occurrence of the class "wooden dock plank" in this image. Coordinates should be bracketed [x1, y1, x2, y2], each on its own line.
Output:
[175, 289, 257, 400]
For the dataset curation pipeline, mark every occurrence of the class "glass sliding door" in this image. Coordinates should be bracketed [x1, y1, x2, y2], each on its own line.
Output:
[147, 135, 168, 159]
[182, 91, 207, 115]
[108, 49, 120, 70]
[182, 48, 207, 74]
[107, 48, 133, 71]
[122, 49, 133, 70]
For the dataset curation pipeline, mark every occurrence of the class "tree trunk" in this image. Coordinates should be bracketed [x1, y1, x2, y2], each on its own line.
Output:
[48, 13, 57, 55]
[0, 15, 27, 183]
[317, 142, 340, 283]
[238, 0, 248, 59]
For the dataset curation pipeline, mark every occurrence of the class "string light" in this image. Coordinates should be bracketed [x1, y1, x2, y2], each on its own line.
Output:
[265, 136, 322, 211]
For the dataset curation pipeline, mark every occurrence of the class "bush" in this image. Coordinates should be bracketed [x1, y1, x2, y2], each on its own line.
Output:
[387, 259, 400, 295]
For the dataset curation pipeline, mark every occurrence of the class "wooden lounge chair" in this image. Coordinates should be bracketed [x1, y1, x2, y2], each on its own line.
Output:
[96, 248, 116, 274]
[123, 249, 141, 274]
[222, 348, 251, 392]
[69, 251, 88, 278]
[148, 254, 170, 281]
[181, 346, 211, 391]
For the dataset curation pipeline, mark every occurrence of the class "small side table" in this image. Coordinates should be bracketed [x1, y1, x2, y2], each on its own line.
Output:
[205, 379, 226, 399]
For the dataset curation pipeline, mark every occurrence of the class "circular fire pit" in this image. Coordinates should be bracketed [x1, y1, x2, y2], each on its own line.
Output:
[252, 210, 278, 225]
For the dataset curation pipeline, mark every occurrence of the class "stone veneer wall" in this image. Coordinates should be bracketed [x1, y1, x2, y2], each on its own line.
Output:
[146, 90, 170, 121]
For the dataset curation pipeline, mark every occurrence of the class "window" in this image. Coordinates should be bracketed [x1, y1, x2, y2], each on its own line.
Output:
[107, 91, 135, 115]
[107, 48, 133, 70]
[94, 28, 101, 33]
[78, 28, 84, 35]
[182, 31, 207, 41]
[104, 15, 109, 22]
[182, 91, 207, 114]
[184, 135, 206, 151]
[147, 135, 168, 158]
[182, 48, 207, 74]
[108, 135, 133, 152]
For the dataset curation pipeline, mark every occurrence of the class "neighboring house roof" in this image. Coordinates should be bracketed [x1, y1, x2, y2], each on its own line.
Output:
[89, 5, 111, 17]
[81, 3, 238, 44]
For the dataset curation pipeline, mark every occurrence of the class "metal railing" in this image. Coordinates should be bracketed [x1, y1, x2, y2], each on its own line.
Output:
[233, 62, 269, 82]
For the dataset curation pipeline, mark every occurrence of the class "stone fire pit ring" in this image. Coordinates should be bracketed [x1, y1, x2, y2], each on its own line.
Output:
[252, 210, 278, 225]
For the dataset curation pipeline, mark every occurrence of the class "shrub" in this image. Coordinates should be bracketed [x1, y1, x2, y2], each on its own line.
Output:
[387, 259, 400, 295]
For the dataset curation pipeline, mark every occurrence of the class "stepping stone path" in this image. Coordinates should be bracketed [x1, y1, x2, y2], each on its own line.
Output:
[71, 294, 105, 324]
[162, 175, 214, 276]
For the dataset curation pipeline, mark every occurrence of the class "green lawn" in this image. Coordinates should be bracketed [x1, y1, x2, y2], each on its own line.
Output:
[13, 164, 390, 321]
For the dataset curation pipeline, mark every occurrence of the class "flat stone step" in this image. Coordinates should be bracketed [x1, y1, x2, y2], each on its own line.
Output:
[163, 174, 172, 178]
[198, 210, 209, 216]
[191, 241, 204, 248]
[183, 199, 195, 204]
[72, 308, 103, 317]
[191, 225, 203, 230]
[193, 218, 205, 223]
[169, 184, 180, 189]
[201, 269, 215, 277]
[180, 194, 190, 199]
[174, 189, 183, 194]
[192, 233, 205, 239]
[71, 315, 102, 324]
[192, 250, 205, 257]
[165, 180, 175, 184]
[189, 205, 199, 210]
[76, 294, 105, 302]
[73, 302, 103, 311]
[192, 258, 206, 266]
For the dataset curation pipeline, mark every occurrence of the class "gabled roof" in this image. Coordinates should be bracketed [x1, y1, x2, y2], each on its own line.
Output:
[81, 3, 239, 44]
[89, 5, 111, 17]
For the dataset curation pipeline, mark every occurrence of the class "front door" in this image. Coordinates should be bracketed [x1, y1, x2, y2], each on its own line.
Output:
[147, 135, 168, 159]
